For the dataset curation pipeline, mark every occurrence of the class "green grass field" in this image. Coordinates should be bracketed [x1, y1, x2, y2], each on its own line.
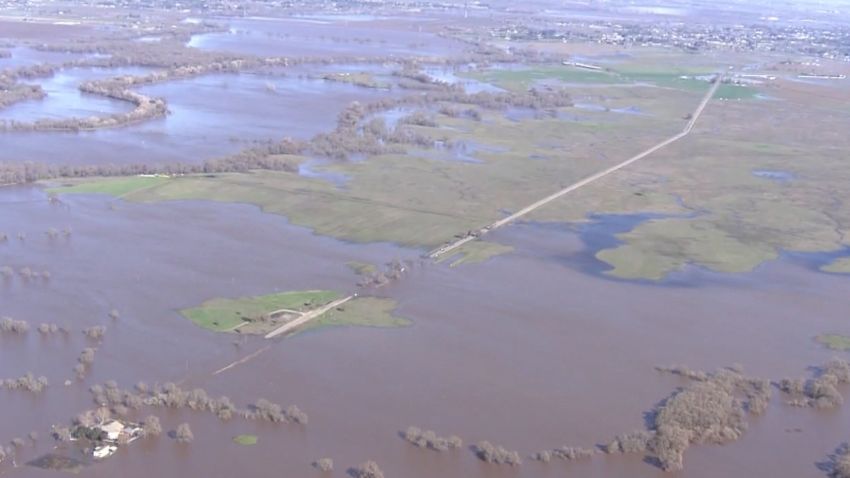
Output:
[347, 261, 378, 276]
[300, 297, 411, 333]
[181, 290, 339, 332]
[48, 176, 171, 197]
[822, 257, 850, 274]
[233, 434, 258, 446]
[816, 334, 850, 351]
[437, 241, 514, 267]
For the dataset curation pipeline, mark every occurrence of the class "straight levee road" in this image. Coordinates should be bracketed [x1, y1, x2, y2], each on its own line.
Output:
[428, 75, 723, 260]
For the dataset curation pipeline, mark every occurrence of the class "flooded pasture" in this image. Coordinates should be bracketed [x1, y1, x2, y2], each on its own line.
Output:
[188, 16, 469, 59]
[0, 70, 400, 165]
[2, 187, 849, 478]
[0, 67, 152, 121]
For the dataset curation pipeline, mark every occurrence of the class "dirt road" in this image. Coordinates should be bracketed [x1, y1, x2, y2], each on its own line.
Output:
[264, 295, 356, 339]
[428, 75, 722, 260]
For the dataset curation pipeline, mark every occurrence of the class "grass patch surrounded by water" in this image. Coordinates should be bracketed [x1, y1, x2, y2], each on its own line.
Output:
[48, 175, 170, 197]
[181, 290, 340, 332]
[347, 261, 378, 275]
[300, 296, 411, 333]
[822, 257, 850, 274]
[595, 217, 779, 280]
[437, 240, 514, 267]
[816, 334, 850, 351]
[233, 434, 258, 446]
[463, 66, 619, 91]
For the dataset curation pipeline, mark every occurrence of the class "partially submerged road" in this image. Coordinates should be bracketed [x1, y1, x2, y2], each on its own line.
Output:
[264, 295, 356, 339]
[429, 75, 723, 259]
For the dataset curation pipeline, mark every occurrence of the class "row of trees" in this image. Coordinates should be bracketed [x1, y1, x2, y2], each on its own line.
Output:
[2, 373, 48, 393]
[531, 446, 596, 463]
[88, 380, 308, 425]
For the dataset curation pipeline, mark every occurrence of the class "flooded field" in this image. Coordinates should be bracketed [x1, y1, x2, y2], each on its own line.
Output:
[0, 70, 400, 165]
[0, 47, 88, 70]
[2, 186, 849, 478]
[188, 16, 469, 59]
[0, 67, 151, 121]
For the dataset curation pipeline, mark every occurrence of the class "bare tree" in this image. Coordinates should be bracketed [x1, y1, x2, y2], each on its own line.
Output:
[174, 423, 193, 443]
[349, 460, 384, 478]
[313, 458, 334, 472]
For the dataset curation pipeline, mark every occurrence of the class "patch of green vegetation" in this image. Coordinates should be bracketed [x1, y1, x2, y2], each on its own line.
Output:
[715, 84, 758, 100]
[323, 72, 389, 89]
[462, 66, 619, 91]
[300, 297, 411, 333]
[437, 240, 514, 267]
[822, 257, 850, 274]
[596, 217, 778, 280]
[347, 261, 377, 276]
[51, 105, 679, 249]
[48, 175, 170, 197]
[816, 334, 850, 351]
[180, 290, 340, 332]
[233, 434, 258, 446]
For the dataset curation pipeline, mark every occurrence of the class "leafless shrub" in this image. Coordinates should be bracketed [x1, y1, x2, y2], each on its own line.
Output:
[78, 348, 96, 365]
[285, 405, 308, 425]
[605, 430, 654, 454]
[532, 446, 595, 462]
[0, 317, 29, 334]
[313, 458, 334, 472]
[2, 373, 48, 393]
[52, 427, 72, 442]
[402, 426, 462, 451]
[83, 326, 106, 340]
[349, 460, 384, 478]
[142, 415, 162, 437]
[777, 358, 850, 409]
[252, 398, 286, 423]
[174, 423, 193, 443]
[472, 441, 522, 465]
[37, 323, 60, 335]
[108, 309, 120, 320]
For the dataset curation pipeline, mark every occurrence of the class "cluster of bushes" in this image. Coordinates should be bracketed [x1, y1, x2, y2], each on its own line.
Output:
[83, 326, 106, 340]
[0, 317, 29, 334]
[0, 82, 45, 109]
[605, 366, 774, 472]
[349, 461, 384, 478]
[604, 430, 655, 454]
[827, 443, 850, 478]
[402, 426, 462, 451]
[2, 373, 48, 393]
[531, 446, 596, 463]
[74, 347, 96, 379]
[357, 259, 412, 288]
[174, 423, 193, 443]
[312, 458, 334, 472]
[472, 441, 522, 465]
[778, 358, 850, 409]
[37, 323, 62, 335]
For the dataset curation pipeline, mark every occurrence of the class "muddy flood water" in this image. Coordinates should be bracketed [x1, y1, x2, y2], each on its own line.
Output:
[2, 186, 849, 478]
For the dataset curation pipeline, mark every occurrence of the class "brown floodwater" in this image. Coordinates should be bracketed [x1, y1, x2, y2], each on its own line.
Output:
[2, 185, 849, 478]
